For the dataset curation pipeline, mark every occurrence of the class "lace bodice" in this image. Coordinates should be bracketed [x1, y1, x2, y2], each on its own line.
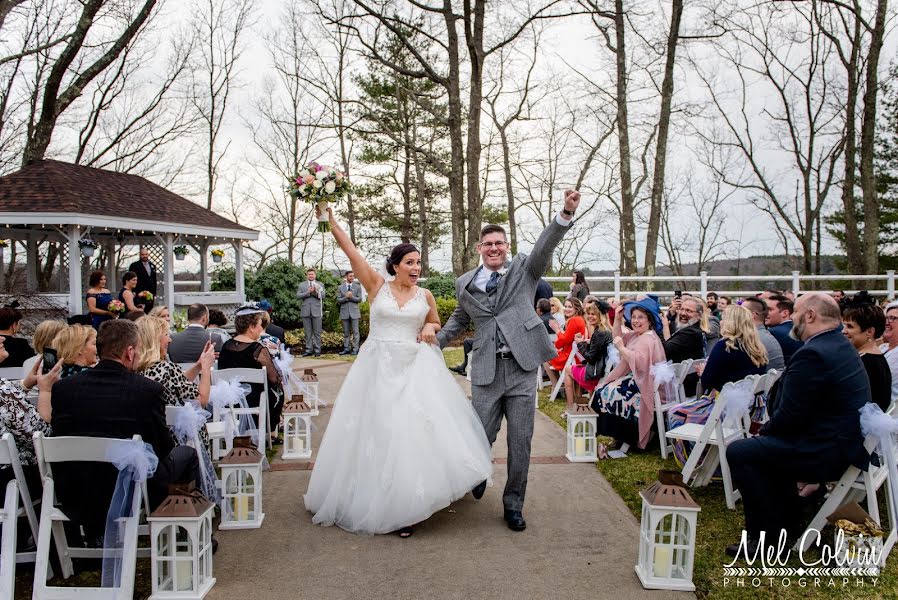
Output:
[367, 284, 428, 344]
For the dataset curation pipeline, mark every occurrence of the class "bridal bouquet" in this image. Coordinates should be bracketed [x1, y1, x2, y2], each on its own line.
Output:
[288, 162, 352, 232]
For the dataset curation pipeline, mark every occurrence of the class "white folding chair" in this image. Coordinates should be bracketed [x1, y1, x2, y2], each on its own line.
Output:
[32, 433, 150, 599]
[0, 431, 48, 597]
[0, 367, 23, 381]
[212, 367, 270, 453]
[665, 377, 759, 509]
[654, 361, 693, 460]
[549, 350, 581, 403]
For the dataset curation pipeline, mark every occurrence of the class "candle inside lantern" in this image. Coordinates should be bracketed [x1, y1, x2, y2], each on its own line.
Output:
[175, 559, 193, 591]
[574, 437, 587, 455]
[653, 547, 671, 577]
[232, 495, 249, 521]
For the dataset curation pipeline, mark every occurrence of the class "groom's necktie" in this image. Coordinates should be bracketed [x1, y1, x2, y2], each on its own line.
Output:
[485, 271, 500, 294]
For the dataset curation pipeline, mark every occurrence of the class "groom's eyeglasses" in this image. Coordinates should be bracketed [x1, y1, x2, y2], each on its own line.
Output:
[478, 241, 508, 249]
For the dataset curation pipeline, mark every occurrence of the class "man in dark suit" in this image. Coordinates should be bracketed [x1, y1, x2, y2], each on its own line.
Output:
[168, 303, 224, 363]
[51, 319, 198, 541]
[661, 296, 707, 396]
[128, 247, 158, 313]
[725, 293, 870, 555]
[765, 294, 803, 363]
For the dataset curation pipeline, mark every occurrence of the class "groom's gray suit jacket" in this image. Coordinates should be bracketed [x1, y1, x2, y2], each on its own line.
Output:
[437, 219, 570, 386]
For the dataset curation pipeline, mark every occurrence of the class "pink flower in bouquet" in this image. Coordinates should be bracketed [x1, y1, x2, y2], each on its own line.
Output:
[309, 161, 320, 171]
[107, 300, 126, 315]
[304, 175, 315, 185]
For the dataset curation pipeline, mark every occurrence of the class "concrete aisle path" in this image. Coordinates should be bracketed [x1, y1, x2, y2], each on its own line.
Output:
[208, 357, 693, 600]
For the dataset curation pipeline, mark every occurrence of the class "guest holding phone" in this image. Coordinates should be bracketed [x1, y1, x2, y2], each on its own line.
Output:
[21, 320, 66, 375]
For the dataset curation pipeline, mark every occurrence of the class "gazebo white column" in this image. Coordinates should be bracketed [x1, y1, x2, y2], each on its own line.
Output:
[26, 236, 37, 291]
[163, 233, 175, 315]
[67, 225, 82, 315]
[105, 239, 116, 284]
[232, 240, 245, 302]
[199, 240, 210, 292]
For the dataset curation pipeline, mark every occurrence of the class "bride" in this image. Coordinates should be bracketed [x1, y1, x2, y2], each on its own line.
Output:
[303, 207, 493, 537]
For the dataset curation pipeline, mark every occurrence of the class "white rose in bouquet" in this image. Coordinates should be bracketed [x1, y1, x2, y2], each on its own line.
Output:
[313, 179, 322, 189]
[316, 169, 328, 181]
[325, 180, 336, 194]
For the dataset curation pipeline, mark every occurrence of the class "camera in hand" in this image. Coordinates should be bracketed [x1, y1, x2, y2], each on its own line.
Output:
[42, 349, 58, 374]
[674, 290, 682, 299]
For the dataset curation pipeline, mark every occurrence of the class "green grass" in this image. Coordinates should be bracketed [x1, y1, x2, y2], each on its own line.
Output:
[442, 347, 464, 369]
[537, 390, 897, 599]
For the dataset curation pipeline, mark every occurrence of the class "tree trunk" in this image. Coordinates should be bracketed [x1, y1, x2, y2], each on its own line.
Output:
[462, 0, 486, 272]
[499, 126, 517, 254]
[444, 1, 467, 275]
[643, 0, 682, 281]
[614, 0, 638, 276]
[413, 150, 430, 273]
[838, 11, 864, 275]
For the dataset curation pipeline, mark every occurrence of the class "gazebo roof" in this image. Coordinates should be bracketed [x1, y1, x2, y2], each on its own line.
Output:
[0, 160, 257, 240]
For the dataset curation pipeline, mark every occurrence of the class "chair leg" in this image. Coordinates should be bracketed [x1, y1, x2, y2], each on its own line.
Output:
[718, 441, 738, 510]
[0, 482, 18, 600]
[656, 404, 669, 460]
[793, 469, 858, 552]
[681, 438, 708, 484]
[864, 473, 880, 525]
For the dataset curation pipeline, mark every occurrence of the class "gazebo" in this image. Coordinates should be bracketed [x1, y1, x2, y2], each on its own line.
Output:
[0, 160, 258, 315]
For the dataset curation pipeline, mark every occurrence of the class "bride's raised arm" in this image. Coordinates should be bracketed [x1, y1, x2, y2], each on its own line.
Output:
[318, 206, 384, 299]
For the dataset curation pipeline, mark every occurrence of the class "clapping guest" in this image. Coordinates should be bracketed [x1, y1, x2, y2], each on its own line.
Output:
[85, 271, 116, 330]
[880, 302, 898, 404]
[52, 324, 97, 378]
[0, 305, 35, 368]
[568, 270, 589, 301]
[0, 338, 60, 497]
[218, 305, 284, 445]
[544, 299, 587, 389]
[136, 316, 213, 445]
[22, 319, 66, 374]
[842, 301, 892, 411]
[564, 303, 613, 411]
[660, 296, 707, 397]
[590, 297, 667, 450]
[549, 296, 566, 327]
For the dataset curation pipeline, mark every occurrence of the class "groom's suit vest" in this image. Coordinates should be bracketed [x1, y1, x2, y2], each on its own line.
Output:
[466, 269, 510, 352]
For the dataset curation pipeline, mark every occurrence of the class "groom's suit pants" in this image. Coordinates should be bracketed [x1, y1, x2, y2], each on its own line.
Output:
[471, 355, 536, 512]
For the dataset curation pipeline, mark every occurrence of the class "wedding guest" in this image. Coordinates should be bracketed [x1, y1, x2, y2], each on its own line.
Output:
[128, 246, 157, 313]
[568, 270, 589, 302]
[0, 340, 59, 497]
[0, 306, 35, 368]
[544, 298, 587, 388]
[22, 319, 66, 374]
[706, 292, 721, 318]
[168, 303, 223, 363]
[549, 296, 566, 327]
[564, 302, 612, 411]
[880, 302, 898, 404]
[590, 297, 667, 450]
[149, 305, 171, 323]
[50, 319, 199, 543]
[660, 296, 707, 396]
[536, 298, 555, 335]
[765, 294, 803, 363]
[259, 311, 281, 355]
[136, 316, 213, 445]
[741, 297, 785, 371]
[842, 301, 891, 411]
[207, 309, 231, 342]
[263, 305, 287, 346]
[52, 324, 97, 378]
[534, 278, 554, 305]
[124, 310, 145, 322]
[833, 289, 846, 306]
[118, 271, 146, 313]
[725, 293, 870, 556]
[86, 270, 115, 330]
[718, 296, 732, 310]
[218, 305, 284, 445]
[337, 271, 362, 355]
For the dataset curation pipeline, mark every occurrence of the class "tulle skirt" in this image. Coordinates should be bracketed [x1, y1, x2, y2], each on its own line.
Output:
[303, 338, 493, 534]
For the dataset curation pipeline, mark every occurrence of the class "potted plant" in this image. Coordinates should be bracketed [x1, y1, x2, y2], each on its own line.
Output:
[174, 245, 189, 261]
[211, 248, 225, 263]
[78, 238, 98, 257]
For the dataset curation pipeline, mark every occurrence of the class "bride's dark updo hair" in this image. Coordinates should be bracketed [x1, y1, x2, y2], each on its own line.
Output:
[385, 243, 420, 276]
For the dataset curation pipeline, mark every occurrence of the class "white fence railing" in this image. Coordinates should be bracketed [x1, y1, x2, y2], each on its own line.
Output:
[544, 270, 897, 301]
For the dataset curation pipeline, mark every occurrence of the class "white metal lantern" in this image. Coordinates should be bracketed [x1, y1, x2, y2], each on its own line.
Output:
[565, 404, 598, 462]
[282, 395, 312, 460]
[148, 483, 216, 600]
[219, 436, 265, 530]
[636, 471, 701, 591]
[300, 368, 320, 416]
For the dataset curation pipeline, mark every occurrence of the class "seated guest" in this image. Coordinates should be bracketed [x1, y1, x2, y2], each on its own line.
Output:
[536, 298, 555, 336]
[168, 303, 223, 363]
[52, 324, 97, 378]
[22, 319, 66, 374]
[568, 270, 589, 301]
[590, 297, 666, 450]
[118, 271, 148, 313]
[564, 302, 613, 411]
[842, 301, 891, 411]
[725, 293, 870, 555]
[880, 302, 898, 404]
[0, 305, 35, 368]
[706, 292, 721, 319]
[549, 296, 566, 327]
[207, 309, 231, 342]
[218, 304, 283, 445]
[660, 295, 708, 397]
[718, 296, 732, 311]
[544, 298, 587, 388]
[668, 306, 767, 466]
[765, 294, 803, 363]
[124, 310, 145, 322]
[740, 297, 785, 371]
[0, 337, 59, 497]
[534, 278, 554, 305]
[136, 316, 214, 445]
[148, 305, 172, 324]
[50, 319, 199, 542]
[259, 310, 282, 354]
[261, 302, 286, 345]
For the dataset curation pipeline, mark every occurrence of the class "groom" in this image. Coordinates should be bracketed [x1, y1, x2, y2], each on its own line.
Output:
[437, 189, 580, 531]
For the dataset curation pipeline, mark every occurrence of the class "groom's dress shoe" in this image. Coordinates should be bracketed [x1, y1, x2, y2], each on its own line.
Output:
[472, 480, 487, 499]
[450, 365, 467, 375]
[504, 510, 526, 532]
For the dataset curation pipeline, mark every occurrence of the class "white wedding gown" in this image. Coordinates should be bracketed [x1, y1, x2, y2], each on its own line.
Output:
[303, 283, 493, 534]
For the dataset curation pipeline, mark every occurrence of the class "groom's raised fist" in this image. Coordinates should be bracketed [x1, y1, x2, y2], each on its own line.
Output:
[563, 189, 581, 213]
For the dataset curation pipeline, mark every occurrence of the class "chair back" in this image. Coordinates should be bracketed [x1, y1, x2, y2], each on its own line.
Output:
[210, 367, 268, 452]
[0, 434, 39, 544]
[212, 367, 265, 386]
[0, 367, 23, 381]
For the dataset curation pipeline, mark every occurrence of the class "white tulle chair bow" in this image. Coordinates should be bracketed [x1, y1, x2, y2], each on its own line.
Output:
[860, 403, 898, 522]
[102, 441, 158, 588]
[720, 379, 755, 429]
[651, 360, 677, 405]
[273, 347, 327, 407]
[170, 401, 219, 503]
[606, 345, 621, 374]
[209, 380, 270, 470]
